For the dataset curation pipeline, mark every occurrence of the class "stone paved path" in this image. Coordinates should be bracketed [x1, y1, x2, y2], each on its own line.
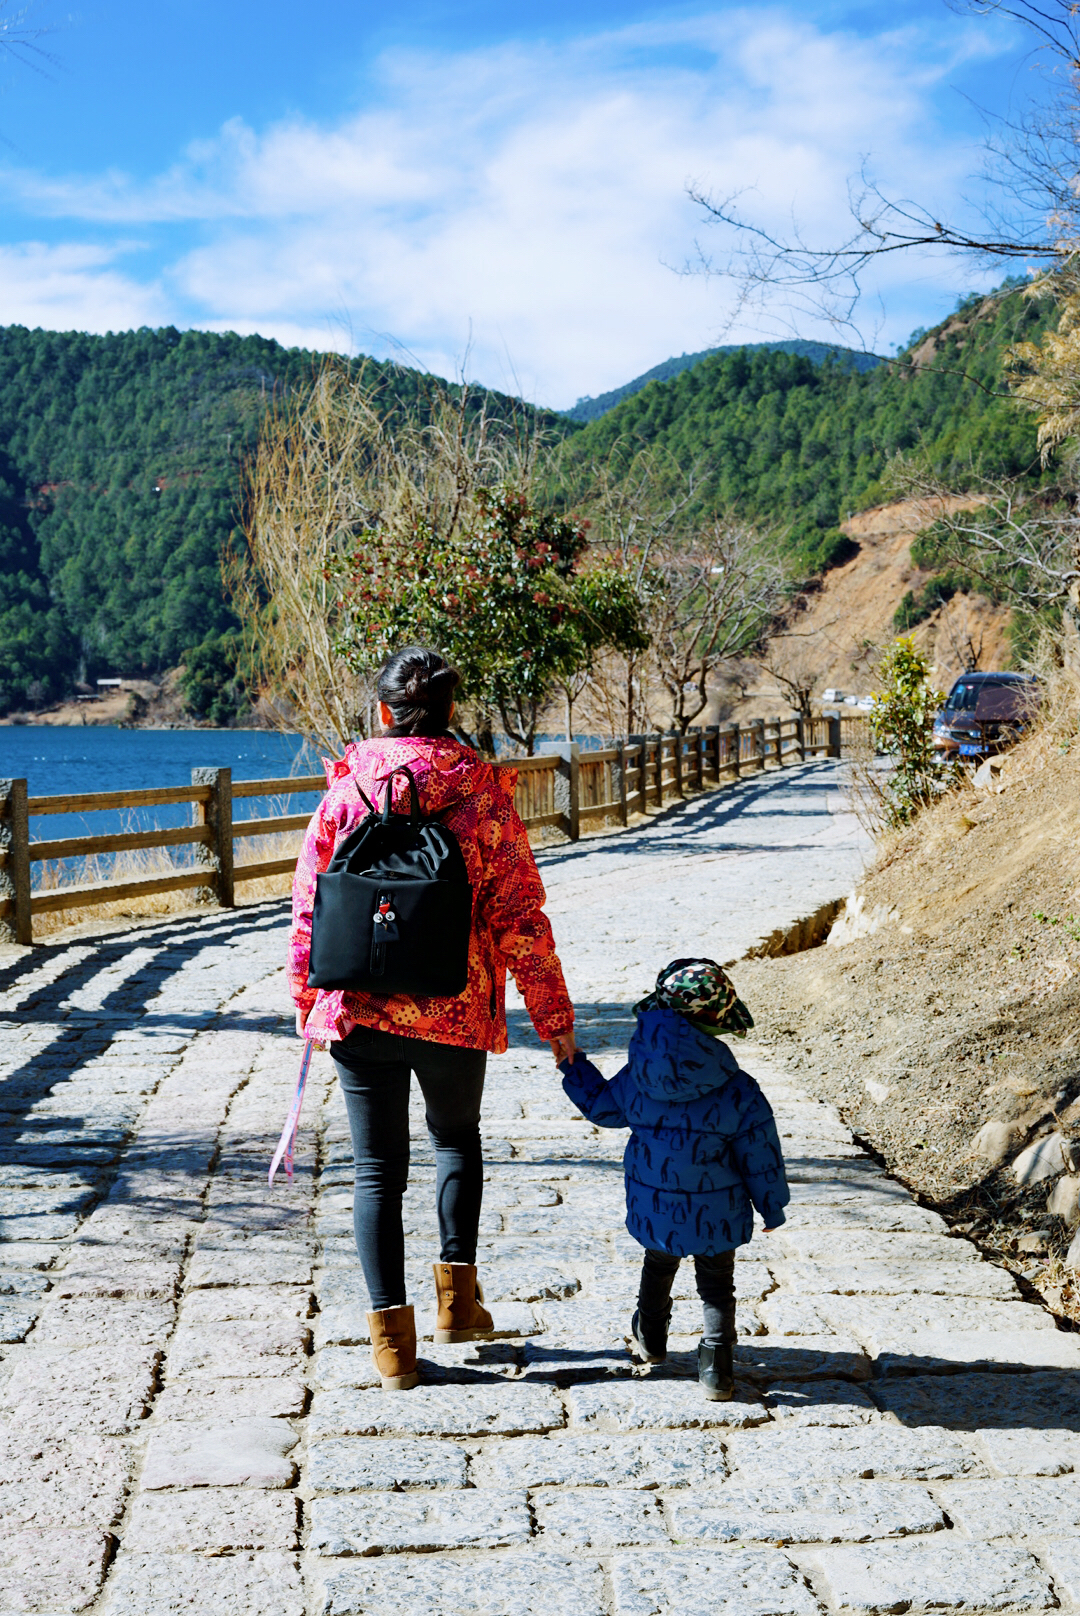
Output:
[4, 761, 1080, 1614]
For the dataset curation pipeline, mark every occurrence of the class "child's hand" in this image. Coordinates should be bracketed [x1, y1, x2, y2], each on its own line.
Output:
[550, 1030, 577, 1064]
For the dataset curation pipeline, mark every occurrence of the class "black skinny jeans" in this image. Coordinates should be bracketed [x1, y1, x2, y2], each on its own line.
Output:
[637, 1248, 736, 1345]
[331, 1026, 487, 1311]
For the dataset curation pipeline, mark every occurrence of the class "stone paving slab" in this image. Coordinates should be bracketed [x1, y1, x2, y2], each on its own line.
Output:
[566, 1380, 767, 1430]
[141, 1417, 299, 1489]
[308, 1489, 533, 1554]
[153, 1376, 309, 1421]
[309, 1383, 565, 1438]
[468, 1430, 729, 1488]
[123, 1487, 299, 1552]
[769, 1294, 1056, 1340]
[317, 1554, 607, 1616]
[308, 1436, 469, 1491]
[763, 1382, 881, 1426]
[726, 1426, 986, 1483]
[872, 1329, 1080, 1376]
[534, 1487, 670, 1546]
[102, 1551, 305, 1616]
[0, 1527, 113, 1612]
[802, 1539, 1053, 1614]
[610, 1547, 819, 1616]
[667, 1481, 945, 1544]
[772, 1260, 1020, 1298]
[1038, 1538, 1080, 1605]
[936, 1476, 1080, 1539]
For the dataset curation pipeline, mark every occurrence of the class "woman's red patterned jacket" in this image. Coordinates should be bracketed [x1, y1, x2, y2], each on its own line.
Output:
[288, 735, 574, 1052]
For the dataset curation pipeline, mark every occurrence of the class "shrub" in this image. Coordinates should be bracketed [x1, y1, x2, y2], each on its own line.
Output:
[870, 637, 957, 826]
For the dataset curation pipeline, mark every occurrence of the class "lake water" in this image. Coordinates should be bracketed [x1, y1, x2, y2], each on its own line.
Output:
[0, 726, 323, 847]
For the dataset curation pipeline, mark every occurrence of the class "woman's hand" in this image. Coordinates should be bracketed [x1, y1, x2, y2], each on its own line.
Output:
[549, 1029, 577, 1064]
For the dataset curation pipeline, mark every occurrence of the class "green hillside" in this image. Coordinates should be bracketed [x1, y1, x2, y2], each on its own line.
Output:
[0, 285, 1058, 717]
[564, 339, 882, 424]
[0, 326, 563, 715]
[563, 285, 1055, 573]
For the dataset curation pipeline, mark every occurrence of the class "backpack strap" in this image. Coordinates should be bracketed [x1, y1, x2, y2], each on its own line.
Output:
[347, 771, 376, 815]
[378, 765, 421, 826]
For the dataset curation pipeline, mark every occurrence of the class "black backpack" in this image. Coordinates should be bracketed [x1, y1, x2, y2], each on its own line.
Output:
[307, 765, 473, 996]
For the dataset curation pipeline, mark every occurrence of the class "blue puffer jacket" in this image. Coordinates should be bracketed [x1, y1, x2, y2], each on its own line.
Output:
[560, 1008, 789, 1257]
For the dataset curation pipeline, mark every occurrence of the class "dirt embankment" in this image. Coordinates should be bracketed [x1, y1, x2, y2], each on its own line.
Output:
[740, 724, 1080, 1320]
[723, 496, 1012, 724]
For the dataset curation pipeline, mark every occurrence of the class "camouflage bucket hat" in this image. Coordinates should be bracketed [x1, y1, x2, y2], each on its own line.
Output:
[633, 956, 754, 1039]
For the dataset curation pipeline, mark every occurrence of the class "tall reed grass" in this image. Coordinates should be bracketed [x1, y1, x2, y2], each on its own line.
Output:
[31, 830, 304, 939]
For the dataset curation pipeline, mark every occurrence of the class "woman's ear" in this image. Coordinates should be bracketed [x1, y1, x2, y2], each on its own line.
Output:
[378, 701, 395, 731]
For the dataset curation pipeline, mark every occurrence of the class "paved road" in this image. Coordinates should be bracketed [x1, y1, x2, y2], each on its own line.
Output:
[4, 762, 1080, 1614]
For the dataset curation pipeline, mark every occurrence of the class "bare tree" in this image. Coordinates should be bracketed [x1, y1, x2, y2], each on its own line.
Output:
[0, 3, 60, 74]
[577, 446, 701, 733]
[884, 455, 1080, 613]
[648, 517, 787, 732]
[686, 0, 1080, 343]
[757, 614, 840, 720]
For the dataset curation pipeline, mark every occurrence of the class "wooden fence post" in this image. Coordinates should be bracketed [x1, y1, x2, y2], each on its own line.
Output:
[796, 715, 805, 762]
[617, 742, 629, 827]
[695, 729, 705, 790]
[652, 735, 662, 807]
[566, 750, 580, 841]
[0, 778, 32, 945]
[828, 715, 842, 758]
[192, 767, 234, 907]
[754, 718, 766, 771]
[628, 738, 649, 815]
[671, 730, 684, 798]
[706, 726, 719, 782]
[731, 723, 742, 779]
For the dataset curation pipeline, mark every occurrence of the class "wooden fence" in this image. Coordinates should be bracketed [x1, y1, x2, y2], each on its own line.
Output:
[0, 714, 868, 945]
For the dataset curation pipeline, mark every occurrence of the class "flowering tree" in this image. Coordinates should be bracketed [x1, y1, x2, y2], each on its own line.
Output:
[338, 488, 646, 753]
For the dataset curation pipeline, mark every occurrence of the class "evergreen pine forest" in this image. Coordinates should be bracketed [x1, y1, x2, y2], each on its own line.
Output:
[0, 282, 1056, 717]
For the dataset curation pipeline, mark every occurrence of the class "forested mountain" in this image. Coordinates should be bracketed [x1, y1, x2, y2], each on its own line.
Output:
[564, 285, 1055, 573]
[564, 339, 882, 424]
[0, 284, 1057, 716]
[0, 326, 560, 714]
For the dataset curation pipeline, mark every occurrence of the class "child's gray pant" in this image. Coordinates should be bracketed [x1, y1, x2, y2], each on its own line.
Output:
[638, 1248, 736, 1345]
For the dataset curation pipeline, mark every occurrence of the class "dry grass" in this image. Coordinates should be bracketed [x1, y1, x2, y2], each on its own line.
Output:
[30, 831, 303, 940]
[741, 640, 1080, 1321]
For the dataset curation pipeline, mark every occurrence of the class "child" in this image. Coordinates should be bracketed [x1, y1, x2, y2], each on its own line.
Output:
[559, 957, 789, 1400]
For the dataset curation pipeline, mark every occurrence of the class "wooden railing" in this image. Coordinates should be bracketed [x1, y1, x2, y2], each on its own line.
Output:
[0, 714, 868, 945]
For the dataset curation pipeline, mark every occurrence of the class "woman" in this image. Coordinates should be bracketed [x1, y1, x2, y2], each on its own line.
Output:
[289, 646, 576, 1389]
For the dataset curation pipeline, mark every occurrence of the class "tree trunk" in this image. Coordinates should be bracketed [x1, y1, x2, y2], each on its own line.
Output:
[1063, 581, 1080, 674]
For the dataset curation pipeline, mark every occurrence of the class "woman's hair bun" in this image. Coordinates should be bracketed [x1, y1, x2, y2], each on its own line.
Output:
[376, 646, 461, 738]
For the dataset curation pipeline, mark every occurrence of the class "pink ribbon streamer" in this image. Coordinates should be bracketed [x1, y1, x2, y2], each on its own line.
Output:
[269, 1039, 314, 1188]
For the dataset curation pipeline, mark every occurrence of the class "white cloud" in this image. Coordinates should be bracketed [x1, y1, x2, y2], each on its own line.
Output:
[0, 8, 1018, 405]
[0, 242, 169, 333]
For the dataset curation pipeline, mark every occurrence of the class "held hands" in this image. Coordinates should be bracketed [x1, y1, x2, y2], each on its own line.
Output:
[549, 1030, 577, 1064]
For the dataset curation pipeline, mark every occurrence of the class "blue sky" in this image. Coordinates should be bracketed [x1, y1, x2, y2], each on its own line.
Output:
[0, 0, 1045, 406]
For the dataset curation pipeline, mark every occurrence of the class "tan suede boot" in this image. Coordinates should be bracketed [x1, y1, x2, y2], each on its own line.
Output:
[433, 1262, 495, 1344]
[367, 1305, 419, 1390]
